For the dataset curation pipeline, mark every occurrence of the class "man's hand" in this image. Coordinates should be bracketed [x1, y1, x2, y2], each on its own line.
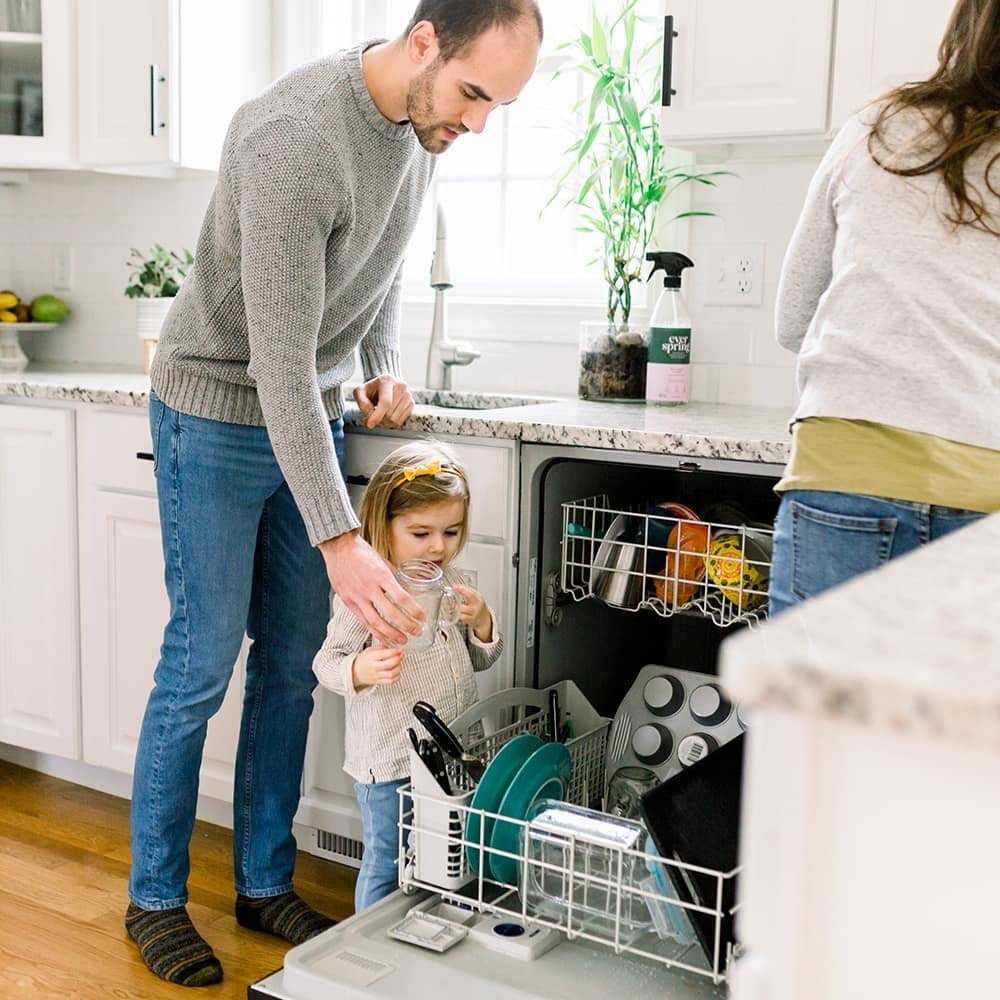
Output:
[354, 375, 414, 429]
[352, 646, 404, 691]
[319, 531, 425, 646]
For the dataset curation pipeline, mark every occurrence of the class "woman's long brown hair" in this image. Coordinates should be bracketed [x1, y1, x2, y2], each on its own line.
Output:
[868, 0, 1000, 234]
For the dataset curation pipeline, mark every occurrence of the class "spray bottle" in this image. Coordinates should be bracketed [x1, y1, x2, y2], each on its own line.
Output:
[644, 251, 695, 406]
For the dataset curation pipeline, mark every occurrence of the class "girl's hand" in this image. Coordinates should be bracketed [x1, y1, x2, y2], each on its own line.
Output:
[452, 585, 493, 642]
[352, 646, 404, 691]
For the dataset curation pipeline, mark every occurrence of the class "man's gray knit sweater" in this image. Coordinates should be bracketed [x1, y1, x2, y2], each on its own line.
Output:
[150, 43, 433, 545]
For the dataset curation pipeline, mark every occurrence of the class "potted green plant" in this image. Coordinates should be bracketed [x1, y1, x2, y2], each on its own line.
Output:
[551, 0, 727, 401]
[125, 243, 194, 372]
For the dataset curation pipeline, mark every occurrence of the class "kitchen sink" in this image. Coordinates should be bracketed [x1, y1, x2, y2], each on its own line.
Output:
[411, 389, 555, 410]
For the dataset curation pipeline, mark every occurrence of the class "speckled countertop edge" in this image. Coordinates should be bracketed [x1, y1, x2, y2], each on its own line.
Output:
[0, 368, 793, 463]
[720, 513, 1000, 750]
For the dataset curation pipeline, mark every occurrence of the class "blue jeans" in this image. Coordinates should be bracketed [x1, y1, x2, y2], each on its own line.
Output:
[128, 392, 345, 910]
[354, 778, 409, 911]
[769, 490, 984, 617]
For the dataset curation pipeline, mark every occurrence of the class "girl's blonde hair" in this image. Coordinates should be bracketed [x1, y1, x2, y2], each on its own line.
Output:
[358, 440, 471, 561]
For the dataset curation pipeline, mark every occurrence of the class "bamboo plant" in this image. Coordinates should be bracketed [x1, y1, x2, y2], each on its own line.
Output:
[550, 0, 728, 327]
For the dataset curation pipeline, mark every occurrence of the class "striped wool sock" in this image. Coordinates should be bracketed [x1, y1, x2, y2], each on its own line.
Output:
[124, 903, 223, 987]
[235, 891, 335, 944]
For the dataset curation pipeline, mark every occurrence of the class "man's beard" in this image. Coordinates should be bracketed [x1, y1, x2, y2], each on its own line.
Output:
[406, 59, 465, 154]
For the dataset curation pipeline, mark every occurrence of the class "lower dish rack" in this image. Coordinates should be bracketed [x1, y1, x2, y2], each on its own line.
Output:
[398, 681, 740, 986]
[561, 494, 774, 627]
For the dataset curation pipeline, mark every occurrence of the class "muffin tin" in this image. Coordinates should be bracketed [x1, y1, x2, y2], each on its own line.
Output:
[604, 664, 745, 798]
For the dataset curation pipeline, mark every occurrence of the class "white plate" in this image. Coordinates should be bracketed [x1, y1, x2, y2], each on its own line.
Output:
[1, 322, 58, 331]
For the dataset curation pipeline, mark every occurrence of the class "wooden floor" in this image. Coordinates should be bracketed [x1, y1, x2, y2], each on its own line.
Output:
[0, 759, 357, 998]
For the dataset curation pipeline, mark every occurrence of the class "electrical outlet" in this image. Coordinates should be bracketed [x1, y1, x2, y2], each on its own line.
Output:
[702, 243, 764, 307]
[53, 245, 74, 291]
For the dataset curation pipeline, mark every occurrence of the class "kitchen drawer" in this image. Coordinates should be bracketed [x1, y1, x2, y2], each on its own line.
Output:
[77, 408, 155, 496]
[345, 431, 514, 541]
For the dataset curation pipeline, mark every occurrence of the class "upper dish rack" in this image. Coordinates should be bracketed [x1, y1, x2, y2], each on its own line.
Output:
[560, 494, 774, 628]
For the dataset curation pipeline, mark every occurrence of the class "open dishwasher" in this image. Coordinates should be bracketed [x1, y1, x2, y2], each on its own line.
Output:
[251, 682, 737, 1000]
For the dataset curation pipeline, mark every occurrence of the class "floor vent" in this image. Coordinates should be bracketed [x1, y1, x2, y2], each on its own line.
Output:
[307, 827, 364, 869]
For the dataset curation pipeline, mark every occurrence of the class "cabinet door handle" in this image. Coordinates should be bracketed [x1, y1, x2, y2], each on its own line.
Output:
[345, 474, 370, 486]
[149, 63, 166, 136]
[661, 15, 678, 107]
[136, 451, 154, 462]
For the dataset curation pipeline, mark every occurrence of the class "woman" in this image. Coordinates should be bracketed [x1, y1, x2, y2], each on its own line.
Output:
[768, 0, 999, 616]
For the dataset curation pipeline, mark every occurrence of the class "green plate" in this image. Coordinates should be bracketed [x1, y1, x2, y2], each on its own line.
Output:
[487, 742, 573, 885]
[465, 733, 543, 875]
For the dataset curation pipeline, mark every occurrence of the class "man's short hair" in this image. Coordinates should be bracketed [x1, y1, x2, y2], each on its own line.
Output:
[406, 0, 543, 61]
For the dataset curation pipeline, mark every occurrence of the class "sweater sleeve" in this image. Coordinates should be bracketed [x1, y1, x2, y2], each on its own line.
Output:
[312, 596, 370, 698]
[231, 115, 360, 545]
[774, 120, 863, 354]
[468, 604, 503, 673]
[358, 261, 403, 380]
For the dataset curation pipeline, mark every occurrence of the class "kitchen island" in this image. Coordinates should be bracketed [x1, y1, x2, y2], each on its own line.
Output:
[719, 512, 1000, 1000]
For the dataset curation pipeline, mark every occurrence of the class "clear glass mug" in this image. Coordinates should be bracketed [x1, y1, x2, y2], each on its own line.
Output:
[395, 559, 460, 651]
[606, 766, 658, 820]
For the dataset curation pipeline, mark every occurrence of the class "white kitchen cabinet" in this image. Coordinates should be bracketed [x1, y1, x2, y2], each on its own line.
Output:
[76, 407, 246, 803]
[0, 0, 73, 167]
[296, 428, 519, 857]
[660, 0, 835, 143]
[0, 404, 78, 757]
[661, 0, 952, 147]
[76, 0, 271, 172]
[829, 0, 953, 130]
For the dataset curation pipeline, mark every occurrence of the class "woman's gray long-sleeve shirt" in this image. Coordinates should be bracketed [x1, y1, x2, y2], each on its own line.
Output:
[151, 43, 433, 544]
[776, 107, 999, 451]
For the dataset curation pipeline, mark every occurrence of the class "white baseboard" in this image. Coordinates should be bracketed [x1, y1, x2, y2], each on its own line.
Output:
[0, 742, 234, 829]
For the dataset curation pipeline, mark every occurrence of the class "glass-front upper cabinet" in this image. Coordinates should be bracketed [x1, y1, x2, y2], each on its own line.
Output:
[0, 0, 72, 166]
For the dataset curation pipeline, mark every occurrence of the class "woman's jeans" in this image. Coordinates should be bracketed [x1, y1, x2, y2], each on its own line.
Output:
[128, 392, 345, 910]
[354, 778, 409, 912]
[769, 489, 984, 617]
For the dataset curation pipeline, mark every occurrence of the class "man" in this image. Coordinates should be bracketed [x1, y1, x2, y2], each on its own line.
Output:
[126, 1, 542, 986]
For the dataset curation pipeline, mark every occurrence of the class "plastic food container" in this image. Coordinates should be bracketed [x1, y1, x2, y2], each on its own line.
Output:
[522, 800, 651, 934]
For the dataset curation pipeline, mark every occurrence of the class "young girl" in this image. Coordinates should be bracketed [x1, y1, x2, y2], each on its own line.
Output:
[313, 440, 502, 911]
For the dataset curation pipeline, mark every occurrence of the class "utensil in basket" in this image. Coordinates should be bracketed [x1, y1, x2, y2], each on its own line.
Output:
[413, 701, 486, 781]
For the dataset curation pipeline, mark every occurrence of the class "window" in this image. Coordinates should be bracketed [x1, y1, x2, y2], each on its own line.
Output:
[315, 1, 665, 314]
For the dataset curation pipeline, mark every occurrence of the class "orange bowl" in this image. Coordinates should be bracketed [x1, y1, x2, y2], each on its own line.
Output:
[654, 520, 710, 606]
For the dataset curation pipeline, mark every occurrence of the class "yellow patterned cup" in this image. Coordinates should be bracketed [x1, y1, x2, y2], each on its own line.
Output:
[706, 531, 771, 610]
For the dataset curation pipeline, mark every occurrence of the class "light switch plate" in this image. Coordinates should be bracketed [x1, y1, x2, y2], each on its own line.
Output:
[53, 245, 74, 291]
[701, 243, 764, 307]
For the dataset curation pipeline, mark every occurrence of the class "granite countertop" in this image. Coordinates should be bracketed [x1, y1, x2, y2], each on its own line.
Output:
[720, 513, 1000, 751]
[0, 367, 793, 463]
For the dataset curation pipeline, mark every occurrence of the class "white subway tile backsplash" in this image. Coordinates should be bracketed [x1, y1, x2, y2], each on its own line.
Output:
[690, 317, 754, 365]
[5, 151, 821, 399]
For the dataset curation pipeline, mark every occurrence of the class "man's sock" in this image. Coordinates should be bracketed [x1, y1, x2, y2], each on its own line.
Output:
[124, 903, 223, 987]
[235, 891, 336, 945]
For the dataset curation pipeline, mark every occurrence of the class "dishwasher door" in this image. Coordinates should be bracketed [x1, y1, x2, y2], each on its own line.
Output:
[250, 888, 726, 1000]
[514, 444, 783, 719]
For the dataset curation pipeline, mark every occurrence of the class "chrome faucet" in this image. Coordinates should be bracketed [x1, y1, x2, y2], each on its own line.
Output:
[425, 205, 480, 391]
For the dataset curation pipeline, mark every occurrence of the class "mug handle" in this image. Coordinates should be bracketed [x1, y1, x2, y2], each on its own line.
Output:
[439, 585, 461, 627]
